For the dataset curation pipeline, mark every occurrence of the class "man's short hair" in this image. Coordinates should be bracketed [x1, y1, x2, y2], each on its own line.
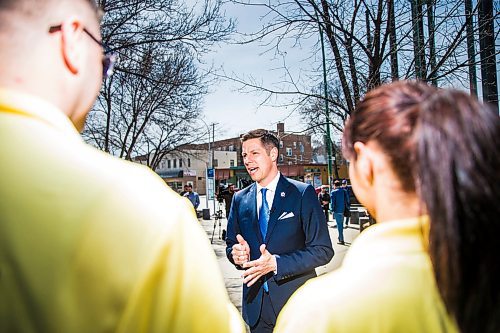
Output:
[241, 129, 279, 154]
[0, 0, 99, 32]
[334, 180, 340, 187]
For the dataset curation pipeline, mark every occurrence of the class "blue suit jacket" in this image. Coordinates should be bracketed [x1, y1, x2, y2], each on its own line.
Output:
[226, 175, 334, 327]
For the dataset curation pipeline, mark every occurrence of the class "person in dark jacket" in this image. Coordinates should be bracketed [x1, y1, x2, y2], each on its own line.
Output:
[318, 186, 331, 222]
[331, 180, 349, 245]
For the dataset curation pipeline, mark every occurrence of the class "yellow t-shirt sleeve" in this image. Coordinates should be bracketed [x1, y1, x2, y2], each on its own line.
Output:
[115, 199, 244, 333]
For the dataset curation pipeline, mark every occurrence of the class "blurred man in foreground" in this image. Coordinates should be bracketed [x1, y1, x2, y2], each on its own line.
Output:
[0, 1, 243, 331]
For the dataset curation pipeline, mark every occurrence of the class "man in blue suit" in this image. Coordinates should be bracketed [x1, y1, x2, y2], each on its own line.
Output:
[226, 129, 334, 332]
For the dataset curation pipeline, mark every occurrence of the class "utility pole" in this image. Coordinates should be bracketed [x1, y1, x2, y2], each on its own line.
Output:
[212, 122, 216, 214]
[319, 18, 333, 186]
[200, 120, 211, 208]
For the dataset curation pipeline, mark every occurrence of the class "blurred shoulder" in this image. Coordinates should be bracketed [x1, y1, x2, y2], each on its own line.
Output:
[234, 183, 254, 199]
[283, 176, 313, 194]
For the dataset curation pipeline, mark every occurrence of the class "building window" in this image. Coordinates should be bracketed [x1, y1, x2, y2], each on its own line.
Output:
[167, 160, 171, 169]
[179, 159, 183, 168]
[279, 154, 284, 162]
[286, 148, 292, 156]
[293, 142, 297, 149]
[279, 141, 283, 148]
[300, 155, 303, 161]
[230, 160, 235, 167]
[173, 159, 177, 168]
[213, 159, 219, 167]
[188, 158, 191, 167]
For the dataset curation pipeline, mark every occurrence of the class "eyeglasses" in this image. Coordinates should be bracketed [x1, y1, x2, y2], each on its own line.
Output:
[48, 25, 117, 78]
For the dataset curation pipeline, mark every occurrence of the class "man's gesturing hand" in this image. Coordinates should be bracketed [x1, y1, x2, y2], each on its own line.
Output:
[242, 244, 277, 287]
[232, 234, 250, 266]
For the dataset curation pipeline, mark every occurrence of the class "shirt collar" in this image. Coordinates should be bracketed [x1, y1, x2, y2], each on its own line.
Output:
[256, 171, 281, 194]
[0, 87, 81, 138]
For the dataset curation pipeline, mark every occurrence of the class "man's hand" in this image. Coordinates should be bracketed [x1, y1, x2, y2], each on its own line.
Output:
[231, 234, 250, 266]
[242, 244, 277, 287]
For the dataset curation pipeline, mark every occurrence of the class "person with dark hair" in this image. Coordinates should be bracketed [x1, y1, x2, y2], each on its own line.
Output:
[341, 179, 351, 227]
[317, 186, 331, 222]
[184, 184, 200, 210]
[0, 1, 243, 331]
[221, 184, 236, 218]
[226, 129, 334, 332]
[180, 184, 189, 196]
[275, 81, 500, 333]
[330, 180, 349, 244]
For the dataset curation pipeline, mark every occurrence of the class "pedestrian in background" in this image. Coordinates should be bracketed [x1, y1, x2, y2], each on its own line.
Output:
[341, 179, 351, 227]
[180, 184, 189, 196]
[184, 184, 200, 210]
[318, 186, 331, 222]
[275, 81, 499, 333]
[330, 180, 349, 245]
[0, 1, 243, 331]
[222, 183, 236, 218]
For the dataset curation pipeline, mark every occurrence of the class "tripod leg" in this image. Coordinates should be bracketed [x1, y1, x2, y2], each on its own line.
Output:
[211, 217, 217, 244]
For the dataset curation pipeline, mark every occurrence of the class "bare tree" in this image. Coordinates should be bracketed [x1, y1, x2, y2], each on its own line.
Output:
[226, 0, 499, 134]
[84, 0, 234, 167]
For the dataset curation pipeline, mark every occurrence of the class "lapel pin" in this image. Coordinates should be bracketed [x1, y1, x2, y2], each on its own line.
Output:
[281, 192, 285, 197]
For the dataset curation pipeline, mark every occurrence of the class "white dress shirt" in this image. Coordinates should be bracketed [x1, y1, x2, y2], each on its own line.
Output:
[256, 171, 281, 218]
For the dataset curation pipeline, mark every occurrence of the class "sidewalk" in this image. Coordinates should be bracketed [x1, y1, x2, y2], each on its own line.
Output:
[197, 196, 362, 312]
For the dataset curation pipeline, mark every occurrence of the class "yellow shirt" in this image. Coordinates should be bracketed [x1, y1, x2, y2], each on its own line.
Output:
[275, 217, 458, 333]
[0, 89, 244, 332]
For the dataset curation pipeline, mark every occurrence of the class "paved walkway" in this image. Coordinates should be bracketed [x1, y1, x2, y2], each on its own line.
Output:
[197, 197, 362, 313]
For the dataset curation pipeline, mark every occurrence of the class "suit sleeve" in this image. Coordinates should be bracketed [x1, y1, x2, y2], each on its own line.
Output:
[274, 185, 334, 281]
[225, 194, 243, 270]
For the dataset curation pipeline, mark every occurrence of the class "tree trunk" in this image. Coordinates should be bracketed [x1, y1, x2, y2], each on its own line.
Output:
[427, 0, 437, 86]
[411, 0, 426, 80]
[388, 0, 399, 81]
[465, 0, 478, 96]
[478, 0, 498, 110]
[321, 0, 355, 114]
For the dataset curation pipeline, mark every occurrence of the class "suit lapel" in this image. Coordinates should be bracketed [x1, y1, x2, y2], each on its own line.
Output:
[247, 183, 263, 244]
[265, 174, 290, 243]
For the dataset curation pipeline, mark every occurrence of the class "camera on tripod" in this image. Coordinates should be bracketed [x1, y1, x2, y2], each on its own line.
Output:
[216, 185, 228, 204]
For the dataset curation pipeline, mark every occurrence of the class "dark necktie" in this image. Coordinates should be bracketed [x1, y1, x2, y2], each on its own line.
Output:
[259, 188, 270, 292]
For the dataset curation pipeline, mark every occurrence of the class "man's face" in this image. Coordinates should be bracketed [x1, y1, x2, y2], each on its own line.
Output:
[242, 138, 277, 186]
[187, 186, 193, 193]
[228, 185, 234, 193]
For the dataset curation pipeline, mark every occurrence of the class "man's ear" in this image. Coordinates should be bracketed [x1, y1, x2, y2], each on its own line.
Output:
[59, 18, 84, 75]
[353, 142, 374, 187]
[270, 147, 278, 162]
